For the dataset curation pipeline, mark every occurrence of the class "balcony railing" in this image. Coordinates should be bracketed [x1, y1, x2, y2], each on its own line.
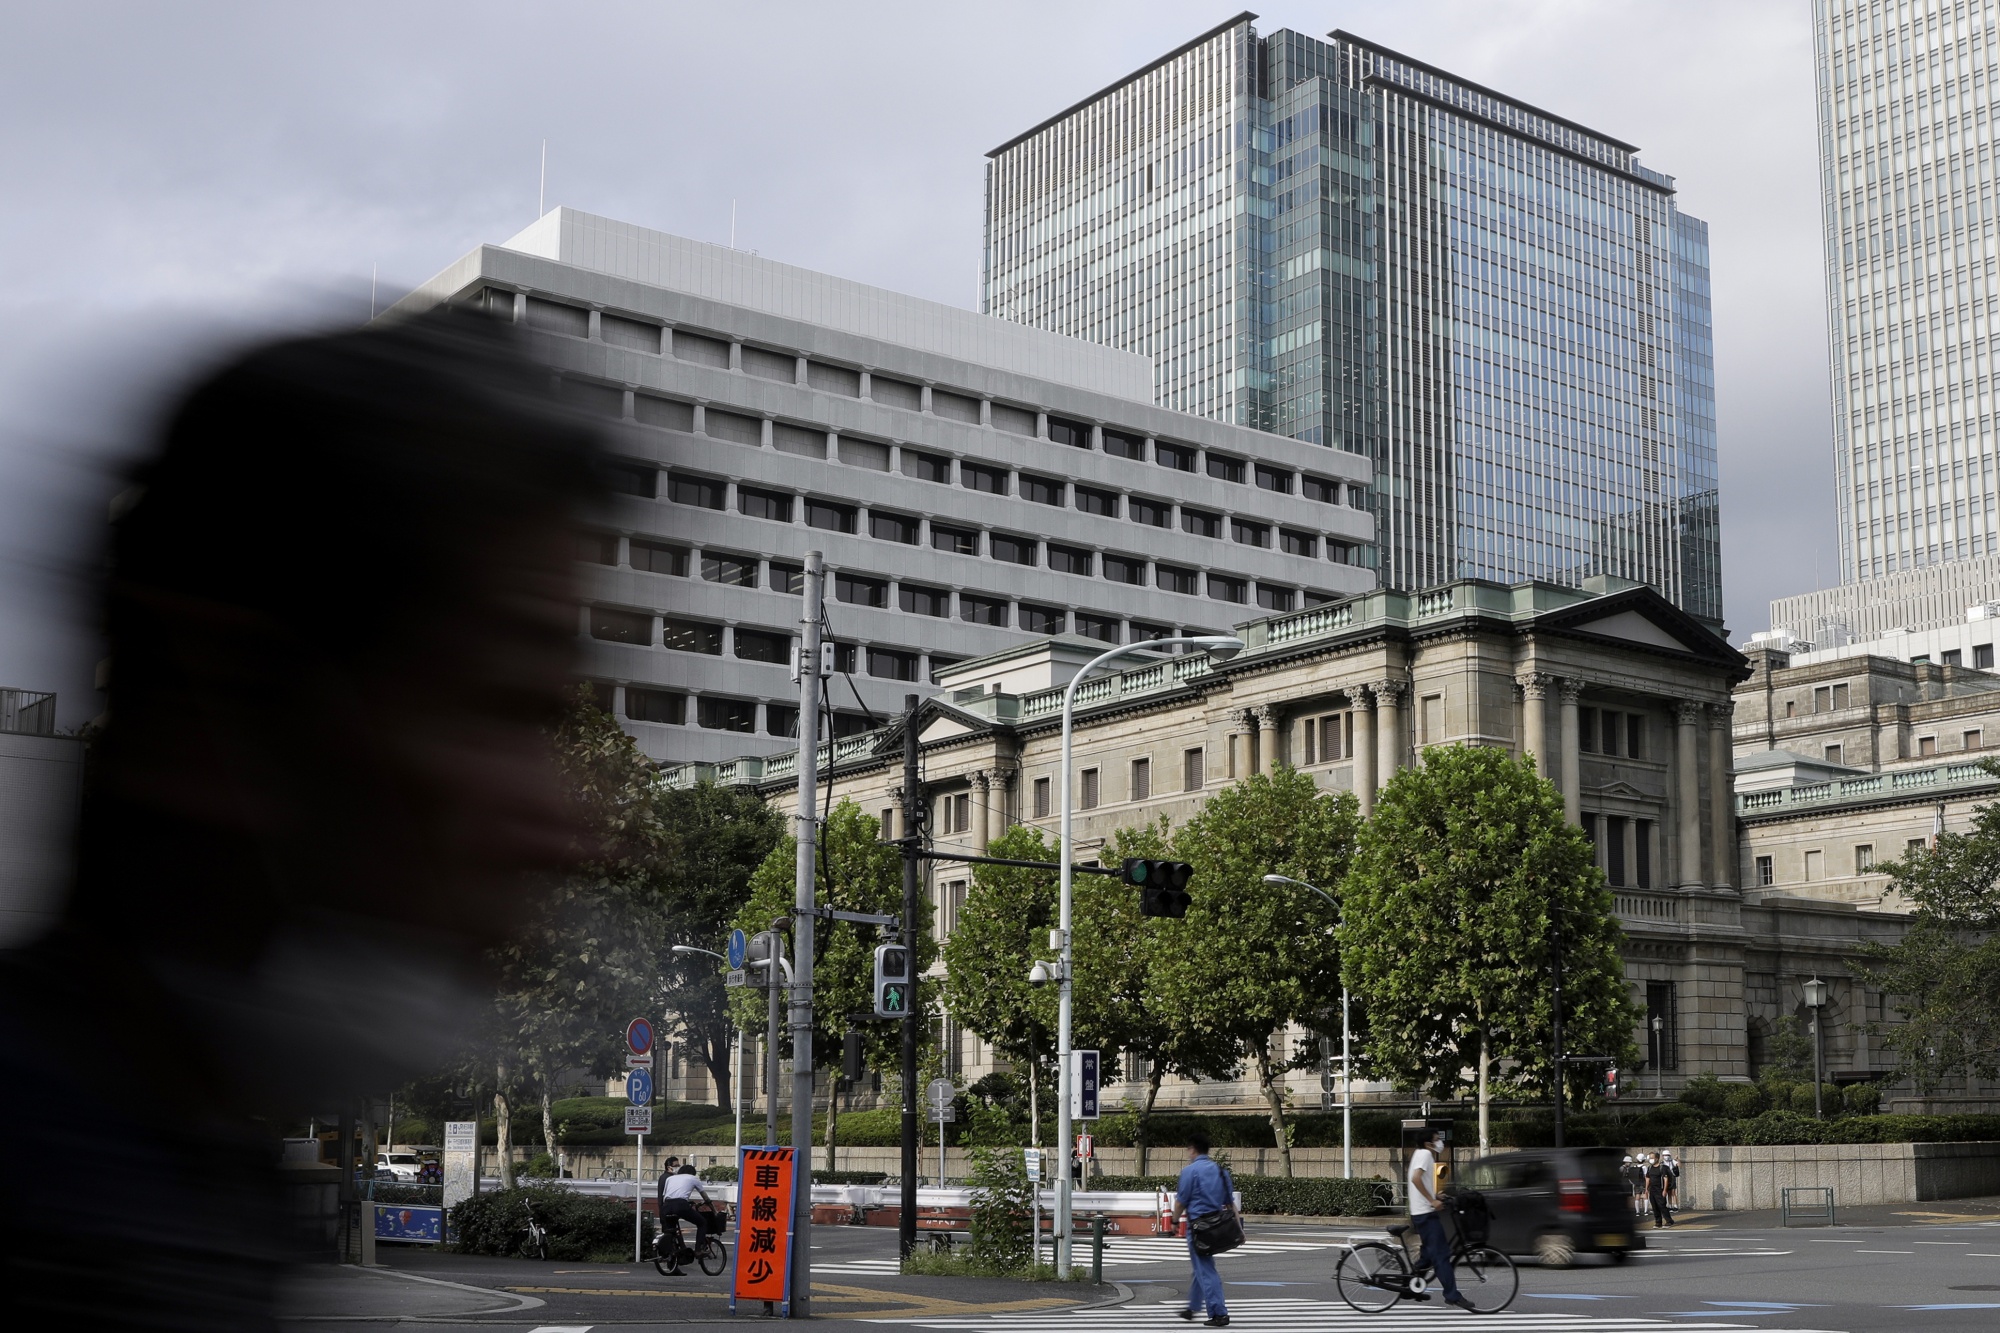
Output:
[1737, 759, 1998, 815]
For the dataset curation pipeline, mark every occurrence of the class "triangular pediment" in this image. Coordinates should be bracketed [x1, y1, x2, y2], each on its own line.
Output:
[922, 714, 977, 742]
[1536, 585, 1746, 673]
[1569, 608, 1693, 651]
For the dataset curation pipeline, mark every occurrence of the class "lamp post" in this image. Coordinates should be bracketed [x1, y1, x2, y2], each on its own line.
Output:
[1054, 633, 1242, 1277]
[1803, 976, 1828, 1119]
[1262, 874, 1350, 1179]
[672, 944, 747, 1156]
[1651, 1015, 1664, 1103]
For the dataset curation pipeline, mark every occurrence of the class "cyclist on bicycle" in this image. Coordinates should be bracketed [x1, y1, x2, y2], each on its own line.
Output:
[1408, 1128, 1475, 1312]
[658, 1164, 712, 1271]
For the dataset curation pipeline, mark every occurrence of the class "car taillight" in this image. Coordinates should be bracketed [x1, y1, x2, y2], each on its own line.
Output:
[1559, 1179, 1588, 1213]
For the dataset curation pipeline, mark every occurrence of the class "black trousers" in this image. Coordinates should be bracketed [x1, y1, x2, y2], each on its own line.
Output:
[1648, 1190, 1673, 1226]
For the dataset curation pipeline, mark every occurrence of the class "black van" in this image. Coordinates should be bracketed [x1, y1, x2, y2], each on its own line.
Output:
[1451, 1147, 1644, 1266]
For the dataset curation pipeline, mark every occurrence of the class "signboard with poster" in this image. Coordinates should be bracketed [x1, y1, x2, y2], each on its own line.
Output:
[730, 1146, 797, 1316]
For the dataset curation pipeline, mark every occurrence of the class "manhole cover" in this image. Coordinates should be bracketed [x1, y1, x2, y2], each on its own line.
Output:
[1950, 1285, 2000, 1291]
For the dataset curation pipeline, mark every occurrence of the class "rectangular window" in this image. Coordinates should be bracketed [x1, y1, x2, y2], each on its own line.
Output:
[961, 462, 1009, 494]
[930, 388, 979, 422]
[1420, 693, 1444, 746]
[1967, 729, 1984, 751]
[589, 607, 652, 645]
[834, 573, 887, 608]
[1944, 649, 1964, 667]
[765, 703, 799, 738]
[772, 423, 825, 458]
[1804, 849, 1824, 882]
[1754, 854, 1774, 886]
[1855, 844, 1875, 873]
[1075, 612, 1118, 643]
[951, 793, 971, 833]
[526, 297, 589, 337]
[1206, 454, 1245, 483]
[837, 437, 889, 470]
[1183, 747, 1204, 791]
[1131, 757, 1151, 801]
[668, 474, 723, 509]
[1206, 574, 1245, 604]
[631, 539, 688, 576]
[1919, 736, 1937, 757]
[869, 511, 919, 544]
[899, 584, 949, 617]
[1832, 683, 1851, 709]
[634, 395, 694, 432]
[1102, 429, 1145, 460]
[625, 687, 685, 725]
[871, 375, 922, 410]
[1048, 544, 1093, 576]
[902, 450, 951, 483]
[672, 330, 730, 366]
[1156, 564, 1197, 595]
[1825, 743, 1844, 764]
[1280, 528, 1317, 557]
[989, 402, 1036, 436]
[1230, 518, 1271, 547]
[1181, 508, 1221, 539]
[1130, 497, 1171, 527]
[1080, 768, 1100, 810]
[828, 710, 869, 737]
[806, 360, 860, 396]
[867, 647, 918, 681]
[1155, 441, 1196, 472]
[695, 696, 755, 732]
[1103, 554, 1144, 585]
[601, 314, 661, 353]
[733, 628, 789, 663]
[1599, 710, 1620, 757]
[1033, 777, 1052, 819]
[1348, 485, 1368, 508]
[662, 617, 722, 655]
[1019, 603, 1065, 634]
[930, 523, 978, 556]
[1645, 981, 1679, 1072]
[1074, 486, 1118, 517]
[1578, 708, 1598, 753]
[1046, 415, 1090, 448]
[703, 408, 762, 445]
[736, 486, 793, 523]
[1636, 820, 1652, 888]
[1020, 475, 1064, 506]
[1256, 584, 1295, 612]
[701, 553, 758, 586]
[1254, 464, 1293, 493]
[768, 561, 804, 594]
[1627, 714, 1645, 759]
[1908, 837, 1929, 855]
[1978, 644, 1995, 669]
[1814, 685, 1832, 712]
[1130, 620, 1171, 642]
[1605, 815, 1628, 887]
[806, 500, 857, 533]
[990, 534, 1037, 566]
[575, 532, 618, 565]
[960, 594, 1007, 626]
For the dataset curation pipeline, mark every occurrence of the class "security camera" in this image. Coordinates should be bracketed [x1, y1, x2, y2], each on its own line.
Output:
[1027, 961, 1052, 987]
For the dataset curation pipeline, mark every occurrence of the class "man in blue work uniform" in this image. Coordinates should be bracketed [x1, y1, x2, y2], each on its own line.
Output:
[1171, 1133, 1230, 1327]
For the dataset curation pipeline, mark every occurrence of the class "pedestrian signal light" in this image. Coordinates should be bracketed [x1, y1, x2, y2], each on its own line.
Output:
[873, 942, 912, 1018]
[1123, 858, 1194, 918]
[1602, 1066, 1620, 1099]
[841, 1030, 863, 1082]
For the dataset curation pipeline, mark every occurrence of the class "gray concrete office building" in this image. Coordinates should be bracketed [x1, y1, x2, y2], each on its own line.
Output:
[394, 209, 1374, 762]
[983, 15, 1721, 630]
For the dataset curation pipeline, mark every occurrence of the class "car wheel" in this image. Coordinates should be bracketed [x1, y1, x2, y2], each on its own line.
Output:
[1607, 1248, 1632, 1265]
[1535, 1232, 1576, 1267]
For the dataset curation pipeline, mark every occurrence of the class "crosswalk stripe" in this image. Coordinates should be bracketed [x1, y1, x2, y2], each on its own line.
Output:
[863, 1295, 1853, 1332]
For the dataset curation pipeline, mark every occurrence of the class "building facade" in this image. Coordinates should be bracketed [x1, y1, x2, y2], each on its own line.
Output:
[394, 209, 1374, 762]
[982, 17, 1721, 627]
[0, 688, 84, 947]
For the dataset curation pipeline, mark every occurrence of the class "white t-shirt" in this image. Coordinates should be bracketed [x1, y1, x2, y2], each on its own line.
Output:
[663, 1173, 703, 1201]
[1408, 1147, 1438, 1217]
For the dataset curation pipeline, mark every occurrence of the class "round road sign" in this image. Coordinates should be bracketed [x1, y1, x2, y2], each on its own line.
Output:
[926, 1078, 955, 1111]
[626, 1067, 654, 1106]
[727, 928, 748, 970]
[626, 1016, 654, 1058]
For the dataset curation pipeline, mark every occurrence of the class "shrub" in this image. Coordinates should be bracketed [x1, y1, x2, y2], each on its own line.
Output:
[1842, 1083, 1883, 1116]
[1721, 1083, 1770, 1119]
[1678, 1074, 1730, 1117]
[520, 1154, 558, 1179]
[449, 1185, 652, 1262]
[966, 1147, 1034, 1272]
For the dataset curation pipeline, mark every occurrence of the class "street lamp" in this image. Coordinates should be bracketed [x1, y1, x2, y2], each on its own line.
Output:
[1803, 976, 1828, 1119]
[1651, 1015, 1664, 1103]
[1263, 873, 1350, 1179]
[672, 944, 749, 1156]
[1055, 633, 1243, 1277]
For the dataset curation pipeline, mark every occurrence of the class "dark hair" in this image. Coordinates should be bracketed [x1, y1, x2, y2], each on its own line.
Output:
[1189, 1132, 1212, 1156]
[679, 1164, 697, 1176]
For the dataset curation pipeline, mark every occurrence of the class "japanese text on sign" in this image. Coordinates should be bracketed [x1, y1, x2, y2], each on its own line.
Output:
[731, 1146, 795, 1312]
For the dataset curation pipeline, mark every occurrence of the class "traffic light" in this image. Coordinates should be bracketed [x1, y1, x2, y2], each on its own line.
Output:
[1601, 1066, 1621, 1100]
[842, 1030, 863, 1081]
[873, 942, 912, 1017]
[1123, 858, 1194, 918]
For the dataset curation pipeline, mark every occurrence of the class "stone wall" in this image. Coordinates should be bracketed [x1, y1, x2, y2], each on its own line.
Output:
[1680, 1141, 2000, 1210]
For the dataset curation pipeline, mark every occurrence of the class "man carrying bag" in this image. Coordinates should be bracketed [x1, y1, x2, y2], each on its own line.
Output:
[1171, 1133, 1242, 1327]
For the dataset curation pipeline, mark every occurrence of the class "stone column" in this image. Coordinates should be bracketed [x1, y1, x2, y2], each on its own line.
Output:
[971, 770, 993, 852]
[1256, 705, 1285, 774]
[1559, 678, 1585, 826]
[1352, 688, 1377, 816]
[1373, 680, 1406, 788]
[993, 770, 1017, 833]
[1708, 703, 1735, 889]
[1675, 701, 1704, 889]
[1234, 708, 1258, 778]
[1517, 673, 1552, 776]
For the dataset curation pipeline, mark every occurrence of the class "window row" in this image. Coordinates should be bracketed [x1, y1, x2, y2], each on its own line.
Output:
[1762, 835, 1934, 888]
[1026, 749, 1208, 818]
[612, 684, 871, 739]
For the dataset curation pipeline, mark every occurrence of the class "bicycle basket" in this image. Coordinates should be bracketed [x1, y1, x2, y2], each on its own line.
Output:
[1448, 1189, 1491, 1245]
[695, 1202, 726, 1235]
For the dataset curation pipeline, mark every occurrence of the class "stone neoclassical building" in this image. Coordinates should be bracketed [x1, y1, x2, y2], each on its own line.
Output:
[657, 577, 1972, 1115]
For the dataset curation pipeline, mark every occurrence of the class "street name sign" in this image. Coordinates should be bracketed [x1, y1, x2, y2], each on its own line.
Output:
[726, 968, 748, 988]
[1070, 1049, 1100, 1120]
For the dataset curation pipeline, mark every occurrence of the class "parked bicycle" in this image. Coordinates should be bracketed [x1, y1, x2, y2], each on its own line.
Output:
[1334, 1192, 1518, 1314]
[518, 1198, 549, 1261]
[653, 1201, 728, 1277]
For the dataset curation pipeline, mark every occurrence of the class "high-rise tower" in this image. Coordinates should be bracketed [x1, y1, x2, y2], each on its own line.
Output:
[984, 16, 1723, 629]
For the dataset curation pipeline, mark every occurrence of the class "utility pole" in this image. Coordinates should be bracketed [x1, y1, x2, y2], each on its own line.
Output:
[898, 695, 923, 1258]
[1552, 910, 1566, 1150]
[788, 551, 824, 1316]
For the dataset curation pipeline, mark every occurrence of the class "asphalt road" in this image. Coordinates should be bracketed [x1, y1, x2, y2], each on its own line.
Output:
[279, 1207, 2000, 1331]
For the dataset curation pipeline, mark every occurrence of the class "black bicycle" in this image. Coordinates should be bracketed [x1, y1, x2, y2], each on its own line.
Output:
[653, 1205, 728, 1277]
[518, 1198, 549, 1261]
[1334, 1194, 1518, 1314]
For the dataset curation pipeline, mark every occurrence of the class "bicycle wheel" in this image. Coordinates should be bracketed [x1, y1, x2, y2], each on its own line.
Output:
[698, 1236, 728, 1276]
[522, 1228, 547, 1261]
[1454, 1246, 1519, 1313]
[1335, 1241, 1409, 1314]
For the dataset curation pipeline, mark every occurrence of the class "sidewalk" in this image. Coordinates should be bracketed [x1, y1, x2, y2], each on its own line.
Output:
[279, 1264, 548, 1322]
[1660, 1193, 2000, 1231]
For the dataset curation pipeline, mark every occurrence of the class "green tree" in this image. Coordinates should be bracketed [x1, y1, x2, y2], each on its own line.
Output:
[939, 824, 1059, 1143]
[1147, 769, 1360, 1176]
[1864, 776, 2000, 1086]
[727, 800, 927, 1168]
[1341, 745, 1637, 1153]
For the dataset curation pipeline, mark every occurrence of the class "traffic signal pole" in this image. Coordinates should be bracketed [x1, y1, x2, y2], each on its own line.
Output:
[788, 551, 824, 1316]
[898, 694, 922, 1260]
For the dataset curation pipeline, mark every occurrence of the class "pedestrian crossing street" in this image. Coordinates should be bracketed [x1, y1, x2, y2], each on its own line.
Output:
[813, 1235, 1347, 1276]
[864, 1296, 1851, 1332]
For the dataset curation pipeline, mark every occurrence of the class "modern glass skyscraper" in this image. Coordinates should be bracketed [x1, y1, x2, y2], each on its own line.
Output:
[1814, 0, 1999, 585]
[984, 17, 1723, 628]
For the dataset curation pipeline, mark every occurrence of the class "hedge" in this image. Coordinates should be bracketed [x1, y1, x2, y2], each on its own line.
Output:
[449, 1184, 653, 1262]
[698, 1166, 888, 1185]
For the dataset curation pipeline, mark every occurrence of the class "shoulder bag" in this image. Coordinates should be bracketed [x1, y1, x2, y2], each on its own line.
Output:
[1190, 1165, 1246, 1256]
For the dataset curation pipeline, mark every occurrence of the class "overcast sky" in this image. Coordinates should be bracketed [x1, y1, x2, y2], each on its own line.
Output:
[0, 1, 1830, 727]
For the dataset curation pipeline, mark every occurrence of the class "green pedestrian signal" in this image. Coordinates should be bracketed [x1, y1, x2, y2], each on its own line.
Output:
[873, 942, 912, 1018]
[1123, 858, 1194, 918]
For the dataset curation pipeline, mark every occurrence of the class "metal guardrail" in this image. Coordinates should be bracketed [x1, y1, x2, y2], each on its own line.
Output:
[1780, 1186, 1836, 1227]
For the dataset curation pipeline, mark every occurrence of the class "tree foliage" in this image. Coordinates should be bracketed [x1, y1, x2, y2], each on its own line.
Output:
[1340, 746, 1637, 1151]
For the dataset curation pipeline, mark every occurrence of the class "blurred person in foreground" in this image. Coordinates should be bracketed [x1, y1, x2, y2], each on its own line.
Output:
[0, 308, 604, 1328]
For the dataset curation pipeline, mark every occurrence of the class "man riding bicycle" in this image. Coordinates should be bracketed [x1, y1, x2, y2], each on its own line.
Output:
[657, 1164, 713, 1269]
[1407, 1128, 1476, 1312]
